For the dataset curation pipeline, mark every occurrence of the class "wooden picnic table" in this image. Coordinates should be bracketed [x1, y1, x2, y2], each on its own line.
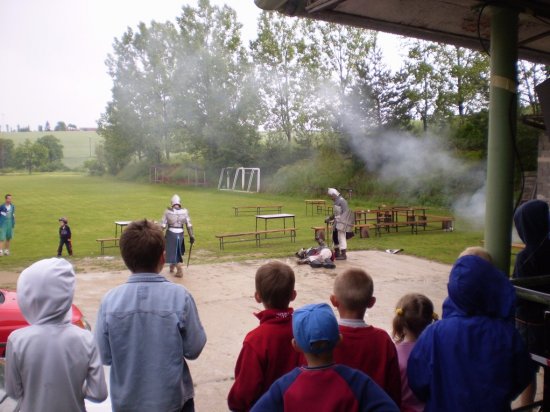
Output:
[256, 213, 296, 233]
[114, 221, 131, 237]
[233, 205, 282, 216]
[305, 199, 326, 216]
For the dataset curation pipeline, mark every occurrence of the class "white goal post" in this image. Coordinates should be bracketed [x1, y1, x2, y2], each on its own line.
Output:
[218, 167, 261, 192]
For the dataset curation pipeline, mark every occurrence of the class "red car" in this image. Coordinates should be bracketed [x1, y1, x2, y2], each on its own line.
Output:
[0, 289, 90, 357]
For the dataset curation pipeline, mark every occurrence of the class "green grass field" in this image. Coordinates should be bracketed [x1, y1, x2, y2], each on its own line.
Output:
[1, 131, 101, 169]
[0, 173, 484, 272]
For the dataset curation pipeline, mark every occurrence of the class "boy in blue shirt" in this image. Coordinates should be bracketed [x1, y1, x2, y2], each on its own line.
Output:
[95, 219, 206, 412]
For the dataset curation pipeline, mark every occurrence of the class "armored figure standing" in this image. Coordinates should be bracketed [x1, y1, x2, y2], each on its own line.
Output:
[161, 194, 195, 277]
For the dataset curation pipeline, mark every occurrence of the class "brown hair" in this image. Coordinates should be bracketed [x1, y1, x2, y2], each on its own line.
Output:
[119, 219, 165, 273]
[392, 293, 435, 343]
[255, 261, 295, 309]
[458, 246, 493, 263]
[333, 268, 374, 312]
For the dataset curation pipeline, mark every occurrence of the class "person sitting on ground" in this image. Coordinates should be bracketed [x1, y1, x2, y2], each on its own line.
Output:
[251, 303, 399, 412]
[228, 261, 302, 411]
[512, 199, 550, 408]
[5, 258, 107, 411]
[295, 231, 335, 269]
[391, 293, 437, 412]
[331, 268, 402, 406]
[95, 219, 206, 412]
[407, 252, 535, 411]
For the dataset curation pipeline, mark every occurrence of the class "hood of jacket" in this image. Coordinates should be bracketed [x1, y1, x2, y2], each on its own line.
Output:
[17, 258, 74, 325]
[514, 200, 549, 247]
[444, 255, 515, 320]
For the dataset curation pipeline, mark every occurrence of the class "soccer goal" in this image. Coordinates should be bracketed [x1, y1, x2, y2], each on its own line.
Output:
[218, 167, 261, 192]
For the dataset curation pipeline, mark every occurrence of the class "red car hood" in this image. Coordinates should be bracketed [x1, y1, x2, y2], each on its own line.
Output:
[0, 289, 88, 357]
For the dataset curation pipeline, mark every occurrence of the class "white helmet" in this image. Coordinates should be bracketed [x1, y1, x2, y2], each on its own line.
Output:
[171, 194, 181, 207]
[327, 188, 340, 197]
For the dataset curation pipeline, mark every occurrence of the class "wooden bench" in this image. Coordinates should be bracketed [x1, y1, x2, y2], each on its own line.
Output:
[216, 228, 297, 250]
[370, 215, 453, 237]
[414, 215, 454, 233]
[96, 237, 120, 255]
[233, 205, 283, 216]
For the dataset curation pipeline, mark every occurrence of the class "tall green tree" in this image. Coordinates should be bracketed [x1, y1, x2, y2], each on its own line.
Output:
[0, 138, 14, 169]
[403, 40, 445, 132]
[351, 38, 413, 130]
[437, 45, 489, 119]
[174, 0, 260, 167]
[14, 139, 48, 174]
[36, 134, 64, 163]
[249, 11, 311, 143]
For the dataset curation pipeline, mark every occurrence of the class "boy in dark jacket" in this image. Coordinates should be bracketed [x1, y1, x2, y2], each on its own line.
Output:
[57, 217, 72, 257]
[513, 199, 550, 407]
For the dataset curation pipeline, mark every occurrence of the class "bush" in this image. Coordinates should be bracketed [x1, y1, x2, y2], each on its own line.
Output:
[117, 161, 151, 182]
[83, 159, 106, 176]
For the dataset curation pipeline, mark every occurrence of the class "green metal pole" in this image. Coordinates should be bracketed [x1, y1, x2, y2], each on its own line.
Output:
[484, 6, 518, 274]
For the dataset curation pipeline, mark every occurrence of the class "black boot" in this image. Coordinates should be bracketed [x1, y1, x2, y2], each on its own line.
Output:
[334, 248, 341, 258]
[336, 249, 347, 260]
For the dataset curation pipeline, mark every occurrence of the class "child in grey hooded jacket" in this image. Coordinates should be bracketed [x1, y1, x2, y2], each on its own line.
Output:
[5, 258, 107, 411]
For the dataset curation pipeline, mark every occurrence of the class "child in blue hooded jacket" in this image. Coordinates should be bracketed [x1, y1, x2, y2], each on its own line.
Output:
[407, 253, 535, 412]
[513, 199, 550, 407]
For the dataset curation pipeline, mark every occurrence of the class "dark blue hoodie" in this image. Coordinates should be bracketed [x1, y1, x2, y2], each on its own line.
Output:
[513, 199, 550, 323]
[407, 255, 534, 412]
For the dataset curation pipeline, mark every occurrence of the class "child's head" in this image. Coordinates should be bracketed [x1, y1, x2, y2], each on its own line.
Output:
[17, 258, 75, 325]
[59, 217, 68, 225]
[292, 303, 340, 355]
[331, 268, 375, 318]
[392, 293, 436, 343]
[120, 219, 165, 273]
[458, 246, 493, 263]
[255, 261, 296, 309]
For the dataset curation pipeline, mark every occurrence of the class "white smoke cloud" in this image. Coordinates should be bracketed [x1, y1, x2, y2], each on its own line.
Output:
[335, 100, 487, 228]
[452, 183, 486, 229]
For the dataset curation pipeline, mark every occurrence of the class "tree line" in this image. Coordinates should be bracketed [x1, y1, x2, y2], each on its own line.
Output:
[96, 0, 546, 199]
[0, 135, 65, 173]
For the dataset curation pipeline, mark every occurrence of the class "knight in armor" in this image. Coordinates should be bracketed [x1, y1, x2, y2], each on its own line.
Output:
[325, 188, 354, 260]
[161, 194, 195, 277]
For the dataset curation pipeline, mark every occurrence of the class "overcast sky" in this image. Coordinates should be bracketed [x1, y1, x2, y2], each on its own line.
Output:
[0, 0, 402, 130]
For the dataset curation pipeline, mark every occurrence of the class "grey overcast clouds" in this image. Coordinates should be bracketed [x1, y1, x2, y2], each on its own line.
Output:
[0, 1, 400, 131]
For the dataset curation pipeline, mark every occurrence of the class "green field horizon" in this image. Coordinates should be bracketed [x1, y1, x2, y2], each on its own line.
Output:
[0, 173, 483, 273]
[0, 131, 101, 169]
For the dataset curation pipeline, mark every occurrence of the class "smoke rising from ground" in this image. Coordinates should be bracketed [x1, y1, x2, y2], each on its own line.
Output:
[338, 107, 487, 227]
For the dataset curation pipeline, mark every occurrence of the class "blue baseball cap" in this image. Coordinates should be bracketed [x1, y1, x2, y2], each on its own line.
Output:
[293, 303, 340, 354]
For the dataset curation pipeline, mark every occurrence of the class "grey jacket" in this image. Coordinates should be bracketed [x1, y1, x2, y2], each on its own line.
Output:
[5, 258, 107, 412]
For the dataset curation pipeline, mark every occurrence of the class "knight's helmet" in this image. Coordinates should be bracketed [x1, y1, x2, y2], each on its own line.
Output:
[171, 194, 181, 208]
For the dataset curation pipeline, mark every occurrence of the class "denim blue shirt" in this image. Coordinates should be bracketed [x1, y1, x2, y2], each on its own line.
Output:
[95, 273, 206, 412]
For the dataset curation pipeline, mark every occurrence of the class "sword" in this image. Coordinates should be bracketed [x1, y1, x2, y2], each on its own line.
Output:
[186, 242, 193, 268]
